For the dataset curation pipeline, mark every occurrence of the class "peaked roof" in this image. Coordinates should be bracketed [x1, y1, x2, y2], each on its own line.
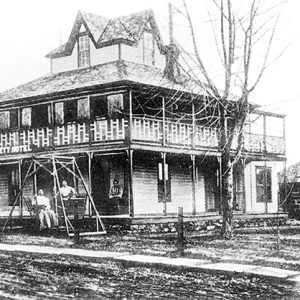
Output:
[46, 9, 165, 59]
[0, 60, 208, 103]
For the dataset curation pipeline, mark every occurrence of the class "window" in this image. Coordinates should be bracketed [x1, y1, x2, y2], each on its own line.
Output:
[256, 166, 272, 203]
[10, 109, 19, 129]
[8, 168, 19, 206]
[90, 95, 107, 120]
[55, 102, 64, 125]
[0, 111, 10, 130]
[158, 162, 171, 202]
[107, 94, 124, 119]
[77, 98, 90, 120]
[143, 32, 155, 65]
[32, 104, 51, 127]
[78, 35, 90, 68]
[21, 107, 31, 127]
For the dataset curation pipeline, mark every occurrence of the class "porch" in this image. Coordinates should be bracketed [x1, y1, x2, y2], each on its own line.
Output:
[0, 115, 285, 158]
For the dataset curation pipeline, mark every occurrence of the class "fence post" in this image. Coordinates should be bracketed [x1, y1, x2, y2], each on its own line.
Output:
[74, 200, 80, 244]
[177, 206, 184, 257]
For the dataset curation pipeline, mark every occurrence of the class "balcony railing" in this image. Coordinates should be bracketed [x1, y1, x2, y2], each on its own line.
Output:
[0, 117, 284, 156]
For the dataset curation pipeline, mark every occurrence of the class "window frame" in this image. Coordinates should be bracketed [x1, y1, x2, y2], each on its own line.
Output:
[78, 34, 90, 68]
[256, 166, 272, 203]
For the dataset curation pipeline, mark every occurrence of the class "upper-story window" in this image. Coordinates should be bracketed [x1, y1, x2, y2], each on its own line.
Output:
[78, 35, 90, 68]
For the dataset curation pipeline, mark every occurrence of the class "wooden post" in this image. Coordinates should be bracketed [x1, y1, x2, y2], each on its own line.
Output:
[18, 159, 23, 218]
[177, 206, 184, 257]
[162, 97, 166, 146]
[192, 102, 195, 149]
[128, 89, 133, 144]
[88, 152, 92, 216]
[128, 149, 134, 217]
[162, 152, 167, 216]
[263, 113, 267, 154]
[52, 158, 58, 214]
[191, 154, 196, 215]
[33, 160, 37, 196]
[74, 200, 80, 244]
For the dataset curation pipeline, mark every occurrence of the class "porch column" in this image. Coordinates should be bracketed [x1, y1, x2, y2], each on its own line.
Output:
[191, 154, 196, 215]
[263, 113, 267, 154]
[128, 149, 134, 217]
[87, 152, 93, 215]
[162, 152, 167, 216]
[162, 97, 166, 146]
[128, 89, 133, 144]
[192, 102, 195, 149]
[18, 159, 23, 218]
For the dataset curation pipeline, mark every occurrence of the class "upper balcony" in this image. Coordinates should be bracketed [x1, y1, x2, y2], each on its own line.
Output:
[0, 113, 285, 157]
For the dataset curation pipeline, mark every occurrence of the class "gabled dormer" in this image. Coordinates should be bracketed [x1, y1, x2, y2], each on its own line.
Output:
[46, 10, 167, 74]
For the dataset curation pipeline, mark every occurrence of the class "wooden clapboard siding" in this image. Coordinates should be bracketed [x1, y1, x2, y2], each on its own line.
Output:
[196, 170, 206, 213]
[234, 167, 246, 212]
[0, 169, 9, 209]
[168, 161, 193, 214]
[133, 160, 162, 215]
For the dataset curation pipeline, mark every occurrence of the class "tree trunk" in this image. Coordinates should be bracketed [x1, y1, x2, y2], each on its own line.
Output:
[221, 150, 234, 239]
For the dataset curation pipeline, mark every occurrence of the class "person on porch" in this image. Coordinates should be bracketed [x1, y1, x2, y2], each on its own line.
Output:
[108, 179, 123, 214]
[59, 180, 76, 210]
[33, 189, 58, 230]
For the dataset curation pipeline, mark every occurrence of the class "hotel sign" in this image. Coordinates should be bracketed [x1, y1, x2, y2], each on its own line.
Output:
[0, 144, 32, 154]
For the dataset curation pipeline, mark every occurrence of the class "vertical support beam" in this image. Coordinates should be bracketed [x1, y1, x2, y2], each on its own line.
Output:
[162, 152, 167, 216]
[162, 97, 166, 146]
[177, 206, 184, 257]
[191, 154, 196, 215]
[128, 89, 133, 144]
[128, 149, 134, 217]
[18, 159, 23, 218]
[88, 152, 93, 216]
[192, 102, 195, 149]
[263, 113, 267, 153]
[33, 160, 37, 196]
[52, 158, 58, 214]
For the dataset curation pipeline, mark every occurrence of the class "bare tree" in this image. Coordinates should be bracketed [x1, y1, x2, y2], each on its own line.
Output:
[176, 0, 281, 238]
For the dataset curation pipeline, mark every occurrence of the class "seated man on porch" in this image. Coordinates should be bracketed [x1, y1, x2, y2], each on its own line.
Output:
[59, 180, 76, 210]
[33, 189, 58, 230]
[108, 179, 123, 214]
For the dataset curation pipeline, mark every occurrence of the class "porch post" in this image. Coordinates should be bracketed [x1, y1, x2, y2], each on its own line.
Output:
[88, 152, 93, 215]
[33, 160, 37, 196]
[162, 97, 166, 146]
[191, 154, 196, 215]
[128, 149, 134, 217]
[162, 152, 167, 216]
[18, 159, 23, 218]
[129, 89, 133, 143]
[192, 102, 195, 149]
[52, 157, 58, 214]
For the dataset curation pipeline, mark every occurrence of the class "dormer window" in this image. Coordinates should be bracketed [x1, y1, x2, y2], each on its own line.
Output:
[78, 35, 90, 68]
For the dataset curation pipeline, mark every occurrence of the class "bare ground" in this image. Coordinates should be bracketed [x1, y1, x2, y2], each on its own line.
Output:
[1, 226, 300, 271]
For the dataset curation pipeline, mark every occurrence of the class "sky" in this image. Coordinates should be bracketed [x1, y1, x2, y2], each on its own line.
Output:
[0, 0, 299, 166]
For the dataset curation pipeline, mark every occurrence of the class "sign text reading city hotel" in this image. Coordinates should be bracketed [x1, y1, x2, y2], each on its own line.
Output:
[0, 144, 32, 154]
